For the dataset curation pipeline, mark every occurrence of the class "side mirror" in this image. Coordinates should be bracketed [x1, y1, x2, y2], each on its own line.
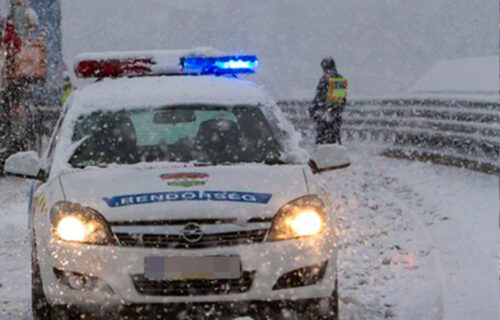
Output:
[309, 144, 351, 174]
[4, 151, 43, 179]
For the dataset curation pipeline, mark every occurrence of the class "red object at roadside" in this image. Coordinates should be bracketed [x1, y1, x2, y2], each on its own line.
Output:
[3, 20, 22, 54]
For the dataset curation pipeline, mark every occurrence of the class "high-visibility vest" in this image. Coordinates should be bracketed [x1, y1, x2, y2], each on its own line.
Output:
[326, 77, 348, 103]
[62, 88, 72, 104]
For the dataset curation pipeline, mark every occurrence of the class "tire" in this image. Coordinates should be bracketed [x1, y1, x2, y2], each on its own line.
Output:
[49, 306, 81, 320]
[257, 286, 339, 320]
[300, 280, 339, 320]
[31, 242, 51, 320]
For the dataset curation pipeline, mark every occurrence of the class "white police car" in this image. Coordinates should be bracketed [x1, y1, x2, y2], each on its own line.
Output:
[5, 49, 350, 320]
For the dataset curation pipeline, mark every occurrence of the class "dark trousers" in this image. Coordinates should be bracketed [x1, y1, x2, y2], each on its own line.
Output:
[314, 111, 343, 145]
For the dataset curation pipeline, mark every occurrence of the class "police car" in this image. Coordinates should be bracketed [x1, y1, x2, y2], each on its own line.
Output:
[5, 48, 350, 320]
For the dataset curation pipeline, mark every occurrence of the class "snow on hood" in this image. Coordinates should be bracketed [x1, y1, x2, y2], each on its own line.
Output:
[58, 164, 309, 223]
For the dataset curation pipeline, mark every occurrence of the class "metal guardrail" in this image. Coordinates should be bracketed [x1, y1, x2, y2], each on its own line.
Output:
[278, 99, 500, 175]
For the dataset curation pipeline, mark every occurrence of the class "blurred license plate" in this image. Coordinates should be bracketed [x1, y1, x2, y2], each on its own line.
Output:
[145, 256, 241, 280]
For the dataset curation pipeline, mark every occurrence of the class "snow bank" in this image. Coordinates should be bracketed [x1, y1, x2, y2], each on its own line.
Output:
[407, 56, 499, 101]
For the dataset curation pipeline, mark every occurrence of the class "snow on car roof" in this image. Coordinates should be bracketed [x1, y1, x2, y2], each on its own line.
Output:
[68, 75, 272, 117]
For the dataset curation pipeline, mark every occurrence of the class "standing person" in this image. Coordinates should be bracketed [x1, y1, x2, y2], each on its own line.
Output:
[1, 13, 23, 155]
[62, 71, 73, 103]
[310, 57, 348, 144]
[1, 0, 40, 155]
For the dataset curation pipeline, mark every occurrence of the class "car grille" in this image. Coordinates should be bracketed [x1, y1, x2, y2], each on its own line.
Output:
[115, 229, 267, 249]
[132, 271, 255, 296]
[111, 218, 272, 249]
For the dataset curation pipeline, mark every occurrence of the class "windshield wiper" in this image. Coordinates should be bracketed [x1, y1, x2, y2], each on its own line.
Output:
[264, 158, 286, 165]
[193, 162, 213, 167]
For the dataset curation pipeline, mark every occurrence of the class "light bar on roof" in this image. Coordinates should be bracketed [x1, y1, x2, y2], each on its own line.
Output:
[181, 55, 259, 75]
[73, 50, 258, 79]
[74, 58, 156, 79]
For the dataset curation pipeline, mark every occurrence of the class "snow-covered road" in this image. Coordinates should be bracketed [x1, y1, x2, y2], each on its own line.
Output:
[329, 146, 498, 320]
[0, 146, 498, 320]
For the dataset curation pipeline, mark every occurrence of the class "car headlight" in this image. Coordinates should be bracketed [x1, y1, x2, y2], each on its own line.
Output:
[50, 202, 115, 245]
[267, 195, 326, 241]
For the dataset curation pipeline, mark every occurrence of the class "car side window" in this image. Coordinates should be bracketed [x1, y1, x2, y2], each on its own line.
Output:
[45, 107, 67, 167]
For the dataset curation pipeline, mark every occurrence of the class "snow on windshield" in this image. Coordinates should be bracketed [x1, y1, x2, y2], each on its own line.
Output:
[69, 105, 284, 167]
[50, 77, 308, 176]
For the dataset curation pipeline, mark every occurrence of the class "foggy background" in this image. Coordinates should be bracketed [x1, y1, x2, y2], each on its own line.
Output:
[61, 0, 498, 99]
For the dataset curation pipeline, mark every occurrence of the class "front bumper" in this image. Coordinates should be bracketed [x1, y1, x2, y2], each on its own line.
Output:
[52, 298, 336, 319]
[40, 234, 337, 308]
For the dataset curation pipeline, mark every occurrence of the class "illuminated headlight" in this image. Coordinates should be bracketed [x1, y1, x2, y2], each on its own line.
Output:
[267, 195, 327, 241]
[50, 202, 115, 245]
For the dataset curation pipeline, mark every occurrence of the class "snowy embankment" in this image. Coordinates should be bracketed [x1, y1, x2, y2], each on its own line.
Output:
[0, 146, 498, 320]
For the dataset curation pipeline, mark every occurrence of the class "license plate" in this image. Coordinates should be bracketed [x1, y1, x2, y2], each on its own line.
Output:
[144, 256, 241, 280]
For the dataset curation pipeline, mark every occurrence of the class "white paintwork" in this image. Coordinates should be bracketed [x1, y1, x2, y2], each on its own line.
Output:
[59, 164, 309, 222]
[25, 67, 343, 312]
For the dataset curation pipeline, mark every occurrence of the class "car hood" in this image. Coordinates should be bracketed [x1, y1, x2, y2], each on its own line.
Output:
[59, 164, 309, 223]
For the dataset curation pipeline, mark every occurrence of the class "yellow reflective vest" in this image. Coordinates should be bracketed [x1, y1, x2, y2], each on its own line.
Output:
[326, 77, 348, 103]
[62, 88, 72, 104]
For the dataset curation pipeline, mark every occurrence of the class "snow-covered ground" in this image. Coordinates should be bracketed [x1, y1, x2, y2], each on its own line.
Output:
[0, 178, 31, 319]
[331, 146, 498, 320]
[0, 146, 498, 319]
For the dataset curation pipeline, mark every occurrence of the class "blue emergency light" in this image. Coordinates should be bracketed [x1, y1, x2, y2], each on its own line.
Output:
[181, 55, 259, 75]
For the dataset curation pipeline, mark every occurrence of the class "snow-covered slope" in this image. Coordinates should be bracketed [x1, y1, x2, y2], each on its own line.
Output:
[407, 56, 499, 102]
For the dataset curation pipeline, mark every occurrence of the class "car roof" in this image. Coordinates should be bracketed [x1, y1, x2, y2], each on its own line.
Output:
[68, 75, 272, 117]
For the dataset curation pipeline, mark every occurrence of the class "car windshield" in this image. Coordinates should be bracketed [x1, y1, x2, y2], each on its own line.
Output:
[69, 105, 285, 168]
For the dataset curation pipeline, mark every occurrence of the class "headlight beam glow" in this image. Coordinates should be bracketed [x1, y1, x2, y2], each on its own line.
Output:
[56, 216, 86, 242]
[287, 210, 323, 237]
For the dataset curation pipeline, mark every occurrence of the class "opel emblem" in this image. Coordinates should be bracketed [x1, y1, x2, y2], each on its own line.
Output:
[181, 223, 203, 243]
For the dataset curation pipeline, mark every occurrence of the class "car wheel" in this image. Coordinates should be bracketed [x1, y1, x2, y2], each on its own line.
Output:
[32, 243, 52, 320]
[299, 280, 339, 320]
[256, 309, 296, 320]
[49, 306, 84, 320]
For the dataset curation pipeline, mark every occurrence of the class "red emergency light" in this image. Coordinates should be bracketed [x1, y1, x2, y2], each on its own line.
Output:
[74, 58, 155, 79]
